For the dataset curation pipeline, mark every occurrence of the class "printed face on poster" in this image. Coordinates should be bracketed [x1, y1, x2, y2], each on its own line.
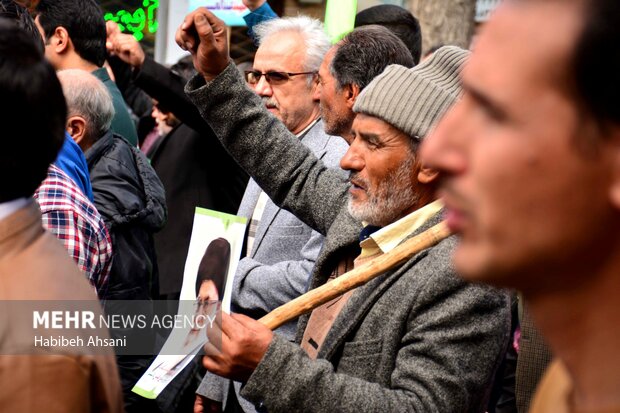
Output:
[188, 0, 250, 26]
[133, 208, 247, 399]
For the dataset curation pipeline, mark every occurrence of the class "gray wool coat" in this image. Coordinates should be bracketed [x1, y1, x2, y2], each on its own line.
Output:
[187, 64, 511, 413]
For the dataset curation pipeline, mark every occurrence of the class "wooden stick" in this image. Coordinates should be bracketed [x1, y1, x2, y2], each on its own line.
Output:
[259, 221, 452, 330]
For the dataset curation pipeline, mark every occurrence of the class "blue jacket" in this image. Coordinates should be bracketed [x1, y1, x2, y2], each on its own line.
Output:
[243, 2, 277, 41]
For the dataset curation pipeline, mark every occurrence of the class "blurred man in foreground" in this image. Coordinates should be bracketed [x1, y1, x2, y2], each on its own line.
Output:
[0, 19, 122, 413]
[421, 0, 620, 411]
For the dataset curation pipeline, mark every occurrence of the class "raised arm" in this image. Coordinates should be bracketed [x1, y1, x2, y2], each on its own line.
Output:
[177, 9, 349, 235]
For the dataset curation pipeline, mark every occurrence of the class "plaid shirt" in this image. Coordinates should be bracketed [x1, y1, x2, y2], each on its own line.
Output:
[34, 164, 112, 296]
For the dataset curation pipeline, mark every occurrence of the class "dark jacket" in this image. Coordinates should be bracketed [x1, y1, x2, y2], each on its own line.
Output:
[86, 130, 167, 300]
[134, 56, 248, 296]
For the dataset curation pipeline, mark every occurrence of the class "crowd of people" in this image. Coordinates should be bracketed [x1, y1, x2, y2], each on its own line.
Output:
[0, 0, 619, 412]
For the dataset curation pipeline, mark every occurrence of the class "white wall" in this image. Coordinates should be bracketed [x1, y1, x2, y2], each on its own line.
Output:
[155, 0, 192, 65]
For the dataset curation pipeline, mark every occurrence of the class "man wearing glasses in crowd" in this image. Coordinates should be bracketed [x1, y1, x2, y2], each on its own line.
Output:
[195, 15, 348, 413]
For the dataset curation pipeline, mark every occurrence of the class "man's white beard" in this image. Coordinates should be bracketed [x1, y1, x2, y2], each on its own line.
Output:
[347, 156, 419, 227]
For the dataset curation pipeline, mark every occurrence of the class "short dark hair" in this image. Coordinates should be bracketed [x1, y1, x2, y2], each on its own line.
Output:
[35, 0, 106, 67]
[0, 19, 66, 201]
[572, 0, 620, 129]
[331, 25, 415, 92]
[355, 5, 422, 65]
[0, 0, 44, 54]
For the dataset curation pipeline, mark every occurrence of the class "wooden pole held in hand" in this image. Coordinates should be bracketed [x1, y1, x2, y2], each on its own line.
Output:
[259, 221, 452, 330]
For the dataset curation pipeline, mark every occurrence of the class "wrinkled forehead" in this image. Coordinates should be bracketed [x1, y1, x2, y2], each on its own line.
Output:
[352, 113, 411, 140]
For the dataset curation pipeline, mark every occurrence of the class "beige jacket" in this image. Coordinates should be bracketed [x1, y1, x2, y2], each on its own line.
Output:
[0, 200, 124, 412]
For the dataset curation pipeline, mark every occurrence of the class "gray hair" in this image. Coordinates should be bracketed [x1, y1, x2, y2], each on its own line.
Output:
[56, 69, 114, 142]
[253, 16, 331, 75]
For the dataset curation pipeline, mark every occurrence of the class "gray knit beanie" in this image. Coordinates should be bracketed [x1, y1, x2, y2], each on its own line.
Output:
[353, 45, 469, 140]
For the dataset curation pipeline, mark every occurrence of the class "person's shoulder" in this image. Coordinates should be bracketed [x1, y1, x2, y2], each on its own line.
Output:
[323, 133, 348, 158]
[36, 165, 95, 215]
[98, 134, 166, 227]
[421, 235, 457, 267]
[89, 135, 143, 204]
[389, 224, 465, 299]
[98, 135, 139, 172]
[401, 234, 456, 278]
[401, 233, 509, 315]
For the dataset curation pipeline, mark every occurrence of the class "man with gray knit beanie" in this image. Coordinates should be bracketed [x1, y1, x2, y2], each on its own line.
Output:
[178, 10, 510, 413]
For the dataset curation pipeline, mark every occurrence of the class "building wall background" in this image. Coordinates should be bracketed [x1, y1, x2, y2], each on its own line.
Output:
[97, 0, 499, 65]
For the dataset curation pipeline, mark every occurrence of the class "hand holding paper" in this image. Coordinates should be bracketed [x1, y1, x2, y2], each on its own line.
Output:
[202, 312, 273, 382]
[194, 394, 223, 413]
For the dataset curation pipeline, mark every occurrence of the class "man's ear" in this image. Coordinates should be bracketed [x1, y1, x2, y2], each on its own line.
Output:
[345, 83, 361, 109]
[417, 165, 440, 184]
[311, 75, 321, 101]
[66, 116, 87, 146]
[52, 26, 71, 54]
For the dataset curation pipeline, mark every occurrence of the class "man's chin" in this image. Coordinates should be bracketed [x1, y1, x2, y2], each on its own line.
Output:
[452, 244, 514, 289]
[347, 199, 369, 222]
[452, 243, 488, 281]
[347, 199, 387, 226]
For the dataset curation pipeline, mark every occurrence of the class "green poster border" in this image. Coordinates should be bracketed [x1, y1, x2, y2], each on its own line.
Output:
[194, 207, 248, 229]
[132, 385, 157, 399]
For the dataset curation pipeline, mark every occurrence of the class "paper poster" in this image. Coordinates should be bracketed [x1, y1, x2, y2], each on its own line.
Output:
[188, 0, 250, 26]
[133, 208, 247, 399]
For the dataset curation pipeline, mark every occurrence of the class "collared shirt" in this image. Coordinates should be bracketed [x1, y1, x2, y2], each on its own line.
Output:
[246, 190, 270, 256]
[358, 199, 444, 259]
[296, 118, 320, 138]
[301, 199, 444, 358]
[0, 197, 29, 222]
[245, 117, 321, 256]
[34, 164, 113, 296]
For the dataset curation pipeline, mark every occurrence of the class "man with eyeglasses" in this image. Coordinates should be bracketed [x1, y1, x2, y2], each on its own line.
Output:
[244, 69, 316, 85]
[195, 15, 348, 413]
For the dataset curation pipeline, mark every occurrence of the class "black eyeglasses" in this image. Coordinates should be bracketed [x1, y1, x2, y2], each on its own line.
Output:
[244, 70, 317, 85]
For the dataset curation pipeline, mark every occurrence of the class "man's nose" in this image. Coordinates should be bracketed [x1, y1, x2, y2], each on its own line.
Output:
[420, 99, 468, 176]
[253, 75, 273, 97]
[339, 142, 364, 172]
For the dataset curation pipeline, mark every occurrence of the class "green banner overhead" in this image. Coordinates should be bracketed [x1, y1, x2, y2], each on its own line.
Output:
[324, 0, 358, 43]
